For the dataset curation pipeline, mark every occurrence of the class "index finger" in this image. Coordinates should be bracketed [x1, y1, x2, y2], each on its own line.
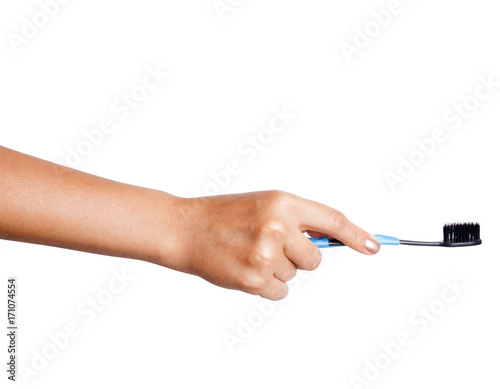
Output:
[295, 197, 380, 255]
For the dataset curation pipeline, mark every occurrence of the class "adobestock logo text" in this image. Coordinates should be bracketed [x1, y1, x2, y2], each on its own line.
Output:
[384, 74, 499, 192]
[193, 106, 296, 197]
[8, 0, 72, 54]
[340, 0, 417, 64]
[18, 268, 134, 385]
[349, 278, 466, 388]
[65, 64, 167, 168]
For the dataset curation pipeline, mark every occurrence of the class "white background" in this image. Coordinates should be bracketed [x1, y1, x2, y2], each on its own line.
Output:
[1, 0, 499, 388]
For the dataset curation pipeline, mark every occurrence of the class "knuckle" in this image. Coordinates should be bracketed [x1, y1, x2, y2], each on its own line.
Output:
[248, 243, 274, 270]
[257, 218, 286, 239]
[349, 227, 361, 247]
[261, 190, 289, 211]
[302, 249, 322, 270]
[267, 285, 288, 301]
[330, 210, 347, 231]
[288, 267, 298, 280]
[253, 253, 272, 270]
[280, 267, 297, 282]
[303, 257, 321, 271]
[265, 189, 287, 202]
[242, 273, 267, 292]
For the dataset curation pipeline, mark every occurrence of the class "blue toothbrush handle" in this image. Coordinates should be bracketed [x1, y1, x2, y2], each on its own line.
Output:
[309, 237, 331, 248]
[309, 234, 400, 248]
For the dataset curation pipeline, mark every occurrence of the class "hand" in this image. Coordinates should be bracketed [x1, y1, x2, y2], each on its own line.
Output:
[167, 190, 380, 300]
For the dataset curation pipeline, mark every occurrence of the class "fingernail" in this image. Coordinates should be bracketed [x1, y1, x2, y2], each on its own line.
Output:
[365, 237, 380, 254]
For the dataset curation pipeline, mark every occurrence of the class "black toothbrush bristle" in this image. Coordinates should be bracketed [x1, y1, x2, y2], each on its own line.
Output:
[443, 223, 481, 247]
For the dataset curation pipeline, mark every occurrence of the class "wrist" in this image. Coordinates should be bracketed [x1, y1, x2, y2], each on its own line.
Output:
[150, 192, 193, 272]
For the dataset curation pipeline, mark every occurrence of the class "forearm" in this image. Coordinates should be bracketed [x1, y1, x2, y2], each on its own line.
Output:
[0, 146, 181, 266]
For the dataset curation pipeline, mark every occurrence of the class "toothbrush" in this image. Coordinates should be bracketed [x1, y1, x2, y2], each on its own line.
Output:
[309, 223, 482, 248]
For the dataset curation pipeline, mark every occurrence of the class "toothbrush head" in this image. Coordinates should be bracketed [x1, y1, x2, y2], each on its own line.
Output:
[443, 223, 481, 247]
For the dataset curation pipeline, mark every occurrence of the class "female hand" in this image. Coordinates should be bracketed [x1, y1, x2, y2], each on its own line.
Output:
[168, 191, 380, 300]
